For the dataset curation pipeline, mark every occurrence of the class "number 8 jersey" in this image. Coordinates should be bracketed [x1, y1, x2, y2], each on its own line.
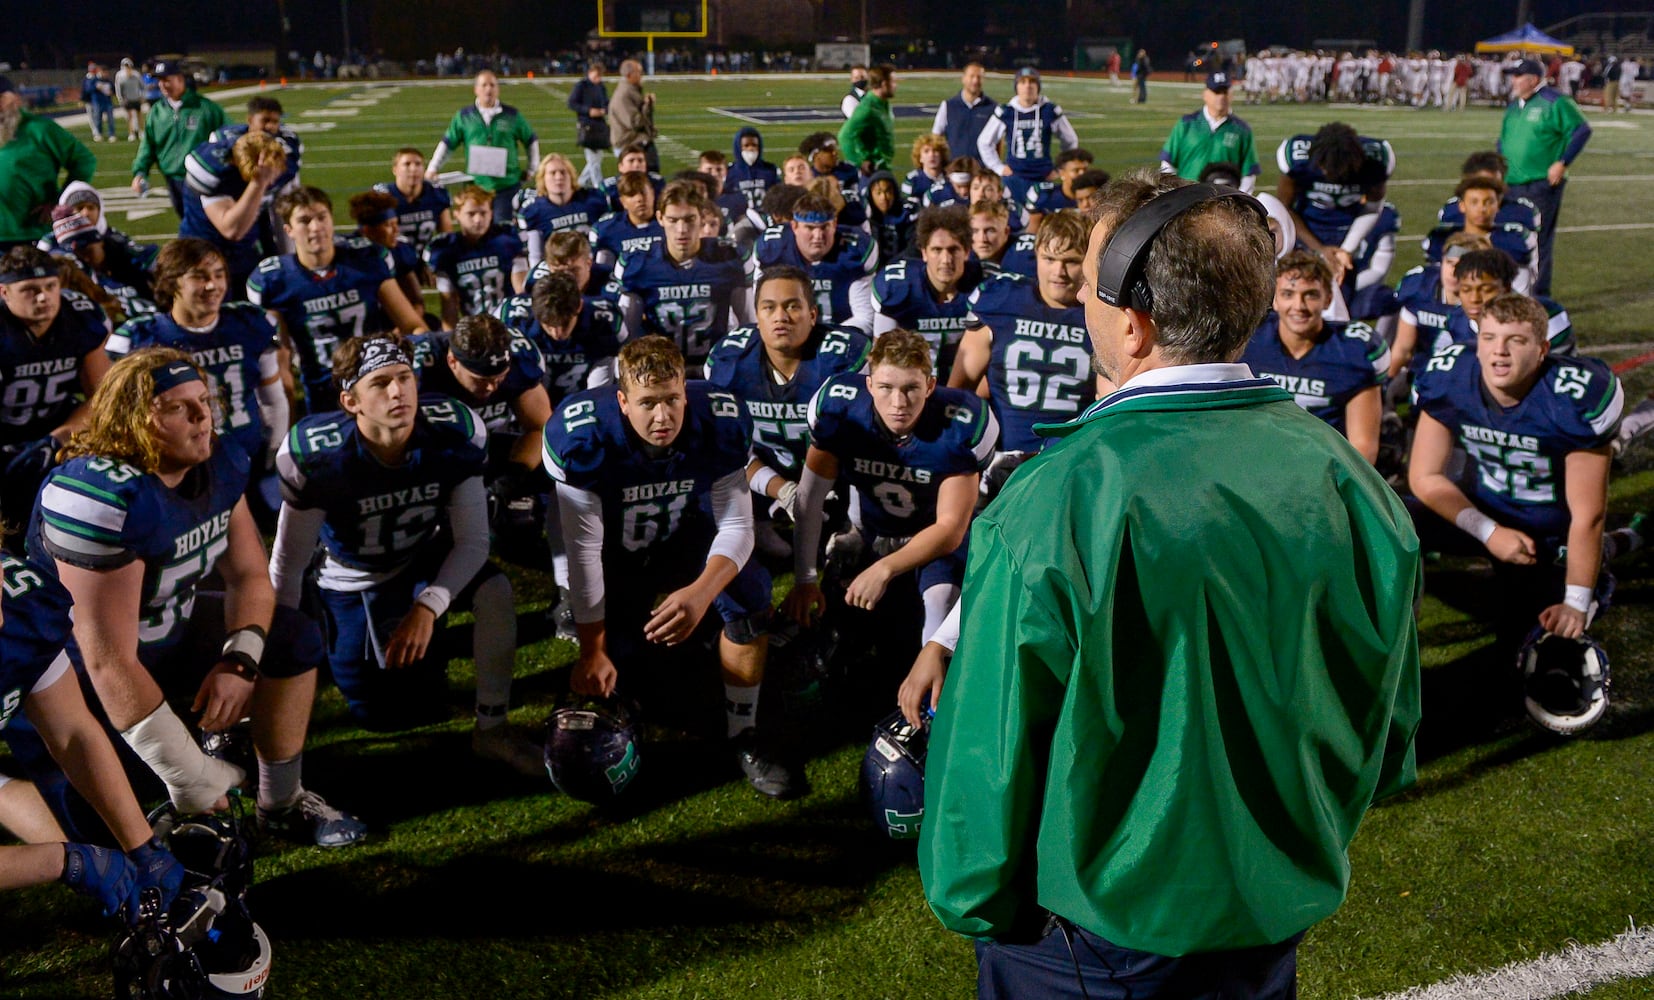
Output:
[1412, 344, 1623, 536]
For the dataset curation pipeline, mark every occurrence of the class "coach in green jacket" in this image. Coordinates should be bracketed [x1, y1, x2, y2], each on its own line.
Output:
[426, 69, 540, 225]
[0, 78, 96, 246]
[129, 61, 225, 218]
[838, 65, 896, 175]
[920, 172, 1422, 998]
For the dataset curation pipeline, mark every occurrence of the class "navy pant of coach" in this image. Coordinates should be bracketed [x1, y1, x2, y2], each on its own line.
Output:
[1507, 177, 1566, 297]
[975, 920, 1302, 1000]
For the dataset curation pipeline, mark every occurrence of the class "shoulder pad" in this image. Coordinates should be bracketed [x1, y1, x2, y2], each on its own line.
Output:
[418, 395, 489, 454]
[35, 457, 146, 569]
[543, 391, 610, 486]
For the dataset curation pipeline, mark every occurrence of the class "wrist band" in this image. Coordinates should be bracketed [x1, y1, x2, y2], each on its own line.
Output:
[1454, 507, 1498, 544]
[749, 465, 779, 498]
[220, 625, 266, 676]
[1563, 585, 1594, 613]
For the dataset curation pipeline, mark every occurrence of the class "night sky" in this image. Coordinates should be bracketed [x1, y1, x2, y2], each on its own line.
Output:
[9, 0, 1648, 69]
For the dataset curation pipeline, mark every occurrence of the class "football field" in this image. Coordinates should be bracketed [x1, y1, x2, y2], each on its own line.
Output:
[7, 72, 1654, 999]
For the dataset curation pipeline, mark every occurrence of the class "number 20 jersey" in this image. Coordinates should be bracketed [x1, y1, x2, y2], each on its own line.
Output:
[808, 373, 996, 539]
[541, 382, 752, 558]
[276, 396, 487, 588]
[1412, 345, 1623, 536]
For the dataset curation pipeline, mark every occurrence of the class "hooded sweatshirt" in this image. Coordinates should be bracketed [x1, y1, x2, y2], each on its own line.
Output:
[726, 127, 779, 207]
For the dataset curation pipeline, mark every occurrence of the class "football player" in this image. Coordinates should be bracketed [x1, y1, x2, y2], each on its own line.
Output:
[543, 337, 794, 797]
[424, 186, 529, 329]
[373, 147, 452, 258]
[872, 207, 982, 380]
[1431, 152, 1540, 242]
[948, 210, 1096, 497]
[921, 156, 978, 210]
[1446, 248, 1572, 355]
[107, 239, 287, 472]
[348, 190, 428, 312]
[1275, 122, 1395, 275]
[799, 132, 866, 226]
[901, 134, 950, 214]
[178, 131, 288, 298]
[781, 154, 813, 188]
[1409, 293, 1622, 640]
[697, 149, 750, 223]
[28, 349, 365, 846]
[1392, 233, 1486, 378]
[269, 334, 543, 774]
[410, 313, 551, 482]
[725, 127, 779, 208]
[208, 96, 304, 258]
[976, 67, 1081, 207]
[785, 329, 997, 649]
[863, 170, 914, 264]
[600, 144, 665, 212]
[590, 171, 663, 286]
[526, 230, 619, 305]
[1241, 251, 1388, 462]
[0, 247, 111, 551]
[751, 191, 879, 334]
[513, 153, 609, 268]
[1024, 148, 1096, 231]
[617, 182, 751, 372]
[1422, 172, 1537, 294]
[248, 186, 429, 412]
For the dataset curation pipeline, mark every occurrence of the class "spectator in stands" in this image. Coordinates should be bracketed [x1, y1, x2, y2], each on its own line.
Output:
[130, 61, 226, 218]
[568, 62, 609, 189]
[0, 78, 98, 249]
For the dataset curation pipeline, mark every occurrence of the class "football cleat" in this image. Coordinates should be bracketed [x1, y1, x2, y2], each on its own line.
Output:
[1518, 627, 1610, 735]
[860, 709, 929, 839]
[545, 696, 642, 802]
[257, 788, 367, 848]
[732, 729, 799, 799]
[473, 723, 548, 778]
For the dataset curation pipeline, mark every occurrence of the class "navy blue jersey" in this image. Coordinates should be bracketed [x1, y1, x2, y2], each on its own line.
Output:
[350, 230, 424, 284]
[92, 269, 159, 321]
[208, 123, 303, 195]
[753, 225, 878, 329]
[600, 172, 665, 213]
[822, 162, 868, 226]
[0, 291, 110, 445]
[1275, 133, 1396, 247]
[589, 212, 664, 283]
[1242, 315, 1388, 432]
[423, 225, 525, 319]
[179, 137, 263, 278]
[0, 553, 74, 728]
[277, 396, 487, 580]
[1423, 197, 1539, 270]
[409, 330, 544, 433]
[107, 303, 280, 464]
[542, 382, 752, 557]
[247, 240, 397, 396]
[963, 274, 1093, 451]
[921, 184, 970, 211]
[984, 232, 1038, 280]
[1350, 202, 1401, 277]
[514, 188, 609, 242]
[498, 292, 623, 406]
[715, 190, 749, 225]
[1436, 193, 1540, 233]
[872, 257, 984, 380]
[372, 180, 452, 257]
[1413, 345, 1623, 536]
[618, 240, 747, 366]
[704, 323, 871, 476]
[807, 373, 995, 538]
[868, 207, 916, 265]
[901, 169, 942, 213]
[991, 99, 1069, 179]
[1024, 181, 1077, 216]
[30, 445, 250, 650]
[1446, 298, 1574, 355]
[1396, 265, 1456, 358]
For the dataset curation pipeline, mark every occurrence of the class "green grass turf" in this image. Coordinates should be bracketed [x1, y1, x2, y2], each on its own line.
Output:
[7, 73, 1654, 999]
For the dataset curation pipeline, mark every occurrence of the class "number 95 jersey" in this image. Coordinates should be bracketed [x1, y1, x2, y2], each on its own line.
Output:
[1412, 345, 1623, 537]
[807, 372, 996, 539]
[541, 382, 752, 557]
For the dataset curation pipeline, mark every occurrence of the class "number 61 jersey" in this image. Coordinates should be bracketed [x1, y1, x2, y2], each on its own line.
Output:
[541, 382, 752, 557]
[807, 373, 996, 540]
[1412, 345, 1623, 537]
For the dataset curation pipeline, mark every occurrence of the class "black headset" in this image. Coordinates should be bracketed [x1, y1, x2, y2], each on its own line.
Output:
[1094, 183, 1270, 312]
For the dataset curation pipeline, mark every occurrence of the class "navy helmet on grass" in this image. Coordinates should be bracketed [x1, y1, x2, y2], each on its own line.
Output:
[1518, 627, 1610, 734]
[545, 696, 643, 802]
[860, 709, 929, 839]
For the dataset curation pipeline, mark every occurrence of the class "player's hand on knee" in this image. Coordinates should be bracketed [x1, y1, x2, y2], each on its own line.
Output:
[572, 653, 618, 697]
[1486, 526, 1537, 565]
[1539, 603, 1587, 639]
[192, 665, 255, 733]
[898, 643, 949, 728]
[386, 605, 438, 669]
[782, 582, 825, 626]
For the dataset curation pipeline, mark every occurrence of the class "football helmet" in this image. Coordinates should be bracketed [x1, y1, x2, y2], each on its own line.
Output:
[860, 709, 929, 840]
[1518, 627, 1610, 734]
[766, 619, 840, 719]
[545, 696, 642, 802]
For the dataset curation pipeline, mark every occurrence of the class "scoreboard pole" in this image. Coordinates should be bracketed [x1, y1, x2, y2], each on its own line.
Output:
[596, 0, 710, 75]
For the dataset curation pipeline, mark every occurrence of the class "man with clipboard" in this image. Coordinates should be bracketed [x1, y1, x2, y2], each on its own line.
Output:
[426, 70, 541, 226]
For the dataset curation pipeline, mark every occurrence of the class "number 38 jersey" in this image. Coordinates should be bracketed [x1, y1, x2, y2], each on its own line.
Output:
[1412, 345, 1623, 536]
[617, 240, 748, 370]
[542, 381, 752, 558]
[247, 239, 397, 398]
[29, 445, 251, 652]
[807, 372, 996, 539]
[0, 290, 110, 445]
[276, 395, 487, 590]
[423, 225, 526, 319]
[963, 274, 1093, 453]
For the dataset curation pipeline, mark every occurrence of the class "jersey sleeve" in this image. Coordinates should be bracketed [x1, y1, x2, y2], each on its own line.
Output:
[246, 255, 285, 306]
[703, 388, 756, 477]
[509, 330, 545, 384]
[105, 317, 145, 359]
[418, 396, 490, 471]
[703, 326, 754, 387]
[35, 460, 149, 570]
[1550, 358, 1624, 447]
[806, 373, 856, 451]
[277, 415, 350, 507]
[61, 291, 112, 345]
[542, 391, 609, 489]
[872, 261, 912, 317]
[1409, 343, 1470, 416]
[941, 392, 997, 471]
[821, 326, 873, 374]
[1345, 321, 1390, 385]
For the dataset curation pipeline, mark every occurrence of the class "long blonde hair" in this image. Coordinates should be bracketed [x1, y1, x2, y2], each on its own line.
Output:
[62, 347, 203, 474]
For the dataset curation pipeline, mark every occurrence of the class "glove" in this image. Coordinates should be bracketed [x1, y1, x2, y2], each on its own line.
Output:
[60, 842, 138, 921]
[4, 435, 59, 479]
[121, 703, 246, 814]
[773, 480, 799, 520]
[127, 838, 184, 916]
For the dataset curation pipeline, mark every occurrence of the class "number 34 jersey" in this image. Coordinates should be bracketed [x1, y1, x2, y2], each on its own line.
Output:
[807, 372, 996, 539]
[276, 395, 487, 589]
[541, 381, 752, 558]
[1412, 345, 1623, 536]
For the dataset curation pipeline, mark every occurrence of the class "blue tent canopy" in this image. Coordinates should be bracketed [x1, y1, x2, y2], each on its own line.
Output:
[1476, 23, 1575, 55]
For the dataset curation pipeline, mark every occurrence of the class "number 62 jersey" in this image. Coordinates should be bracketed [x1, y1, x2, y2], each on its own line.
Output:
[1412, 344, 1623, 537]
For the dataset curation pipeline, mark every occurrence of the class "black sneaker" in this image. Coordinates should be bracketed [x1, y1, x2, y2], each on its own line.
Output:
[732, 730, 800, 799]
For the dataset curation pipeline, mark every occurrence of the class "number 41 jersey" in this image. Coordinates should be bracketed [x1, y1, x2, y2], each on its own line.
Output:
[542, 382, 752, 558]
[1412, 345, 1623, 537]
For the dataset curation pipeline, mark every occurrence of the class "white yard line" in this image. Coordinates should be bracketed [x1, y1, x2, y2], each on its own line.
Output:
[1367, 924, 1654, 1000]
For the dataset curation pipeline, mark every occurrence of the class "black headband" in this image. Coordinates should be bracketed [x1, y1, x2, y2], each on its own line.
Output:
[340, 338, 412, 393]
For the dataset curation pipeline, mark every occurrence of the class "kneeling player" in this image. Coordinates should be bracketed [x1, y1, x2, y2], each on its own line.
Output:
[785, 330, 996, 652]
[269, 334, 543, 775]
[28, 348, 364, 846]
[543, 337, 792, 796]
[1409, 293, 1622, 641]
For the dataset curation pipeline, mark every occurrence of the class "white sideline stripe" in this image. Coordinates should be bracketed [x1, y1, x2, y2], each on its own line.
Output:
[1396, 222, 1654, 242]
[1367, 924, 1654, 1000]
[1390, 175, 1654, 186]
[1583, 342, 1654, 353]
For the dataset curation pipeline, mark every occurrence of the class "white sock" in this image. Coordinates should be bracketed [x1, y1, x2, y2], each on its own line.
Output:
[725, 683, 760, 739]
[472, 573, 516, 725]
[258, 754, 302, 813]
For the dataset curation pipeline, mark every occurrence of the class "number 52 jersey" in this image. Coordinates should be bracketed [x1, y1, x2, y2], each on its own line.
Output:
[1412, 344, 1623, 537]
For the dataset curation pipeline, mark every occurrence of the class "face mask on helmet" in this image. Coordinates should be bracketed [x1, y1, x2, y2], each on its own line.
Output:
[545, 696, 643, 802]
[1518, 627, 1610, 734]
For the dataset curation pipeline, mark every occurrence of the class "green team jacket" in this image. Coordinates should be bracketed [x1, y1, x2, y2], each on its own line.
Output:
[132, 90, 225, 180]
[442, 104, 538, 192]
[0, 113, 97, 241]
[838, 92, 894, 173]
[920, 374, 1422, 956]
